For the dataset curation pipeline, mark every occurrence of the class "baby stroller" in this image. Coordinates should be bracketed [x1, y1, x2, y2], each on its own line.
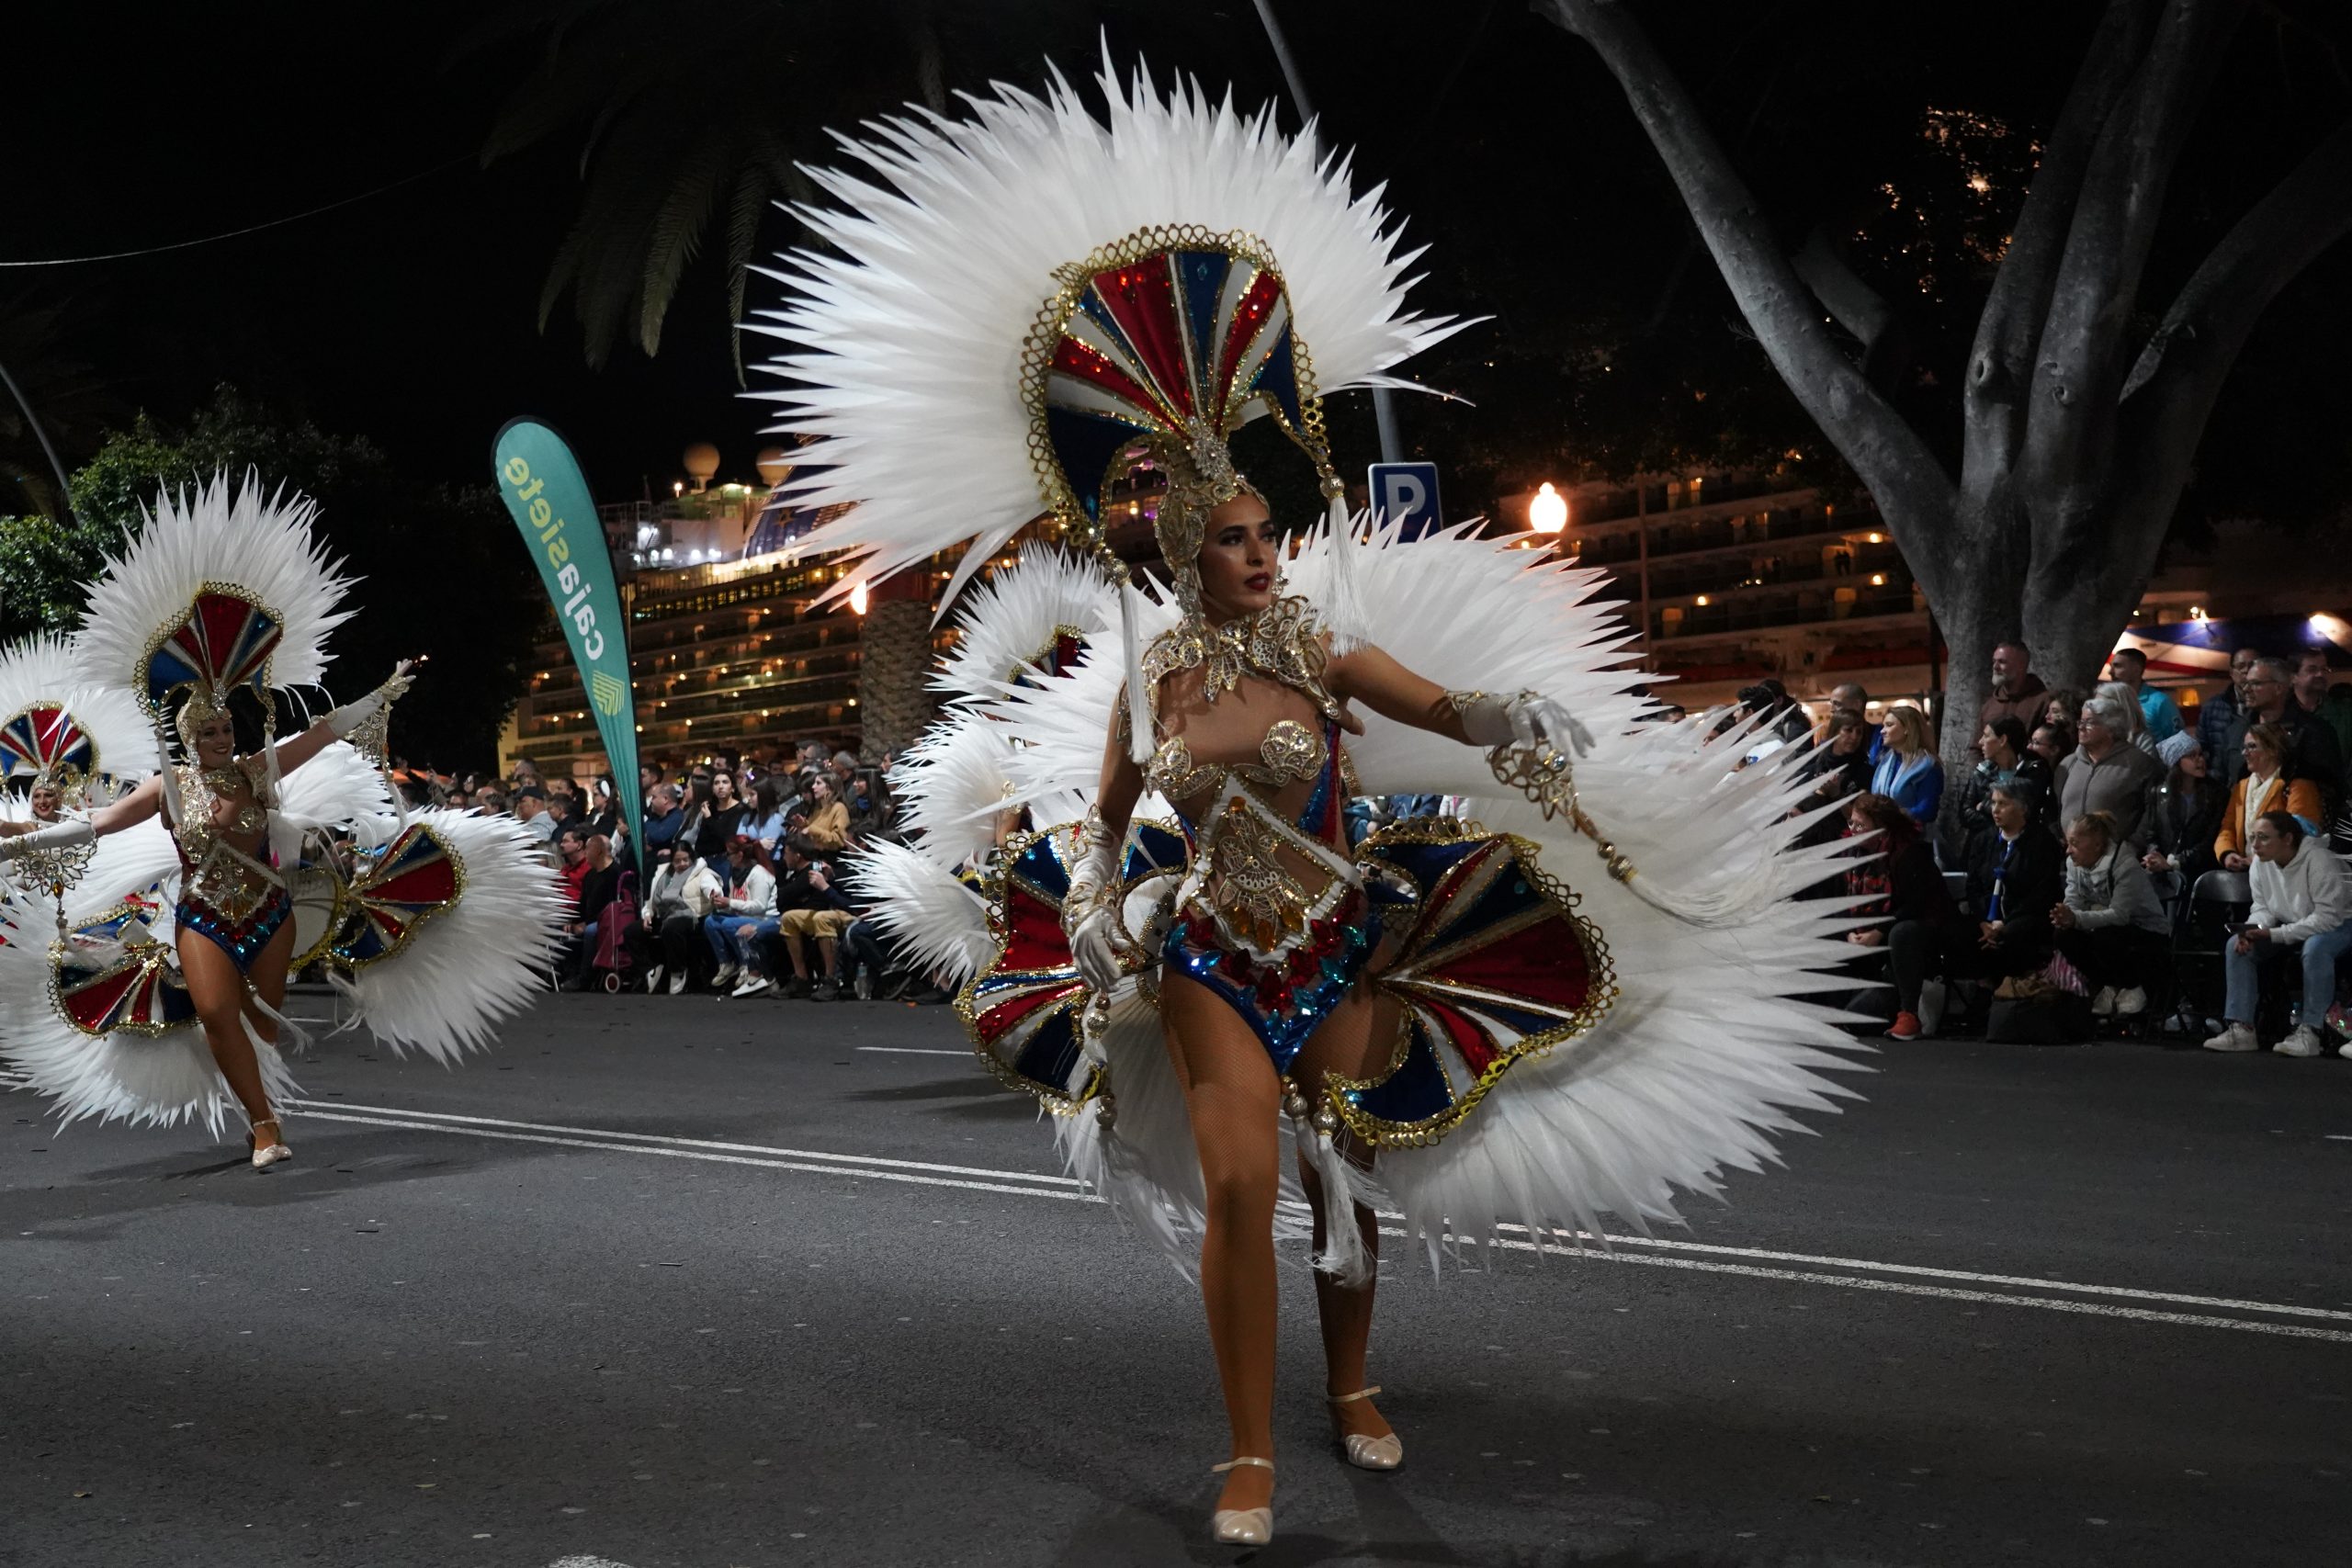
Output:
[592, 869, 641, 994]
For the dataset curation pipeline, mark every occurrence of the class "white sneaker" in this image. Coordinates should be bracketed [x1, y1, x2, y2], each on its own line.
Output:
[732, 975, 772, 998]
[2202, 1022, 2258, 1053]
[2090, 987, 2116, 1018]
[643, 963, 665, 994]
[2113, 987, 2148, 1017]
[2339, 1038, 2352, 1060]
[2273, 1025, 2324, 1058]
[668, 970, 688, 996]
[712, 962, 739, 988]
[1918, 978, 1948, 1038]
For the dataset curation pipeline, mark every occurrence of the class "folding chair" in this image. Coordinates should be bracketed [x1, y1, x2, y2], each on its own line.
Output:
[2172, 868, 2250, 1033]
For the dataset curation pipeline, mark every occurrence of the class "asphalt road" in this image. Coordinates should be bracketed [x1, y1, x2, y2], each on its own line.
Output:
[4, 991, 2347, 1568]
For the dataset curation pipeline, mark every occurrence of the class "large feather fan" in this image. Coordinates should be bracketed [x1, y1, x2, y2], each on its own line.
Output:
[933, 547, 1116, 700]
[0, 634, 154, 787]
[748, 54, 1470, 605]
[77, 472, 355, 710]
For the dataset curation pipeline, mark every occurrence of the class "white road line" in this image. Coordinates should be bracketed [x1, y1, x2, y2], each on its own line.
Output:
[9, 1070, 2346, 1342]
[854, 1046, 975, 1056]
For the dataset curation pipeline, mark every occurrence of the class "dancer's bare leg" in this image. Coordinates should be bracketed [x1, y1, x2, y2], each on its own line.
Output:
[178, 921, 293, 1148]
[1162, 972, 1283, 1517]
[1292, 985, 1402, 1445]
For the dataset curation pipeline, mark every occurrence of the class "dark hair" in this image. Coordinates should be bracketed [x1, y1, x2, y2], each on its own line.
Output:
[783, 831, 822, 862]
[669, 840, 696, 861]
[726, 834, 774, 872]
[2256, 808, 2306, 846]
[1982, 716, 2030, 758]
[754, 775, 787, 815]
[514, 784, 546, 802]
[2109, 646, 2146, 668]
[2242, 720, 2292, 776]
[1988, 771, 2043, 811]
[1825, 711, 1866, 739]
[1994, 639, 2032, 662]
[1844, 791, 1918, 847]
[556, 824, 588, 848]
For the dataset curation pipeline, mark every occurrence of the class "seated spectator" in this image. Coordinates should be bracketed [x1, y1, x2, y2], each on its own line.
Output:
[2142, 733, 2225, 891]
[641, 841, 722, 994]
[742, 776, 791, 857]
[475, 785, 509, 818]
[640, 783, 684, 858]
[1801, 711, 1877, 806]
[1950, 716, 2052, 852]
[2107, 647, 2182, 743]
[583, 774, 622, 840]
[2050, 811, 2168, 1019]
[2205, 810, 2352, 1058]
[2092, 680, 2154, 755]
[513, 784, 557, 844]
[706, 837, 779, 997]
[556, 829, 623, 991]
[2291, 648, 2352, 768]
[1869, 705, 1944, 826]
[773, 833, 855, 998]
[2040, 688, 2085, 737]
[798, 773, 853, 852]
[1886, 777, 2064, 1040]
[2216, 721, 2325, 870]
[2224, 658, 2345, 816]
[2198, 646, 2261, 762]
[1840, 794, 1962, 1040]
[695, 768, 748, 870]
[2055, 694, 2164, 852]
[2029, 720, 2075, 772]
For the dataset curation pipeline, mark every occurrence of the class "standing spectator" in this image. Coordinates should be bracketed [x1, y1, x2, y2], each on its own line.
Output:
[706, 837, 779, 996]
[2205, 811, 2352, 1057]
[558, 834, 624, 991]
[2028, 721, 2075, 771]
[694, 768, 749, 867]
[1869, 706, 1944, 826]
[2222, 658, 2345, 812]
[2215, 723, 2325, 868]
[2092, 680, 2154, 755]
[1887, 778, 2064, 1039]
[2143, 734, 2226, 892]
[640, 783, 684, 858]
[1978, 641, 2051, 734]
[772, 833, 855, 998]
[2292, 648, 2352, 766]
[1826, 682, 1883, 763]
[798, 773, 853, 852]
[2039, 688, 2086, 737]
[1799, 712, 1877, 809]
[2050, 811, 2168, 1019]
[514, 784, 557, 844]
[1839, 794, 1962, 1041]
[2198, 645, 2264, 763]
[1950, 716, 2053, 852]
[2054, 694, 2165, 852]
[2106, 647, 2182, 743]
[641, 842, 723, 994]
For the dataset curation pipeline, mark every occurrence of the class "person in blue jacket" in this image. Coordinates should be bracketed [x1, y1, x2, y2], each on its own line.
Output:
[1871, 705, 1946, 825]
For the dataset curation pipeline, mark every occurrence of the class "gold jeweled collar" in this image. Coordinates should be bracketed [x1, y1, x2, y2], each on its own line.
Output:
[1141, 595, 1341, 723]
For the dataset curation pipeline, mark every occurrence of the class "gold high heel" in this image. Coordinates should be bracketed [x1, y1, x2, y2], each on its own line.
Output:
[1209, 1456, 1273, 1546]
[247, 1116, 293, 1172]
[1329, 1386, 1402, 1471]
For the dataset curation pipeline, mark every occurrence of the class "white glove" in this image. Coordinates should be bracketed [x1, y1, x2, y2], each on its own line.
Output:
[0, 818, 95, 862]
[326, 660, 418, 739]
[1454, 690, 1595, 759]
[1061, 809, 1123, 996]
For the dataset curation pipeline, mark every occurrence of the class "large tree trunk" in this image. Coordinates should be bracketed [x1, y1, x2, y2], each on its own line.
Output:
[855, 598, 937, 761]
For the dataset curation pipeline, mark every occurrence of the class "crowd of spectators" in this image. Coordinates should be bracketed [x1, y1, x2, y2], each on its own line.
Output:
[1810, 636, 2352, 1060]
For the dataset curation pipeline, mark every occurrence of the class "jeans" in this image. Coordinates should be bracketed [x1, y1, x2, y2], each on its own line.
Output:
[707, 915, 780, 972]
[838, 917, 893, 984]
[2222, 924, 2352, 1025]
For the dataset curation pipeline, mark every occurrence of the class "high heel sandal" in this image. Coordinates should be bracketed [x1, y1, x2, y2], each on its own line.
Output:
[1209, 1456, 1273, 1546]
[246, 1116, 293, 1172]
[1329, 1386, 1403, 1471]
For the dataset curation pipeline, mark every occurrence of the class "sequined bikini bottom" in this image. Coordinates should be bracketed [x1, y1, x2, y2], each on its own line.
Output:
[176, 886, 294, 973]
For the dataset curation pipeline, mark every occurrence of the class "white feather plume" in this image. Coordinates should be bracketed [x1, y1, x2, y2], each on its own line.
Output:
[850, 837, 996, 986]
[748, 53, 1470, 605]
[0, 634, 154, 785]
[933, 547, 1116, 702]
[76, 472, 355, 708]
[889, 711, 1021, 872]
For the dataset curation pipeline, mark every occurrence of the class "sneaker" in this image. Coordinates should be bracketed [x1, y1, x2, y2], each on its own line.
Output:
[2090, 987, 2116, 1018]
[782, 976, 812, 998]
[1917, 978, 1948, 1038]
[2112, 987, 2148, 1017]
[667, 970, 688, 996]
[1884, 1011, 1922, 1042]
[2339, 1039, 2352, 1060]
[732, 975, 773, 998]
[643, 963, 665, 994]
[909, 986, 952, 1005]
[2273, 1025, 2323, 1058]
[810, 978, 841, 1002]
[2202, 1022, 2258, 1053]
[712, 962, 740, 989]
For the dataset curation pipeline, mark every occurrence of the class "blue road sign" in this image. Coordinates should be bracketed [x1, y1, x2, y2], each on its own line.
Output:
[1366, 462, 1442, 538]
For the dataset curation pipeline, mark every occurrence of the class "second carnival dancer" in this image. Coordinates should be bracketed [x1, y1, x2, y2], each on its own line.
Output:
[757, 60, 1866, 1546]
[0, 476, 568, 1165]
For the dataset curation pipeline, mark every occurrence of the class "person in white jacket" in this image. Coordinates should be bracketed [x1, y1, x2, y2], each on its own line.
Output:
[641, 842, 724, 995]
[703, 836, 780, 997]
[2207, 810, 2352, 1057]
[2050, 812, 2170, 1018]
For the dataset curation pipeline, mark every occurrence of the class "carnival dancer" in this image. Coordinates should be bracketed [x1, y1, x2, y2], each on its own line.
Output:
[0, 476, 569, 1162]
[759, 59, 1863, 1546]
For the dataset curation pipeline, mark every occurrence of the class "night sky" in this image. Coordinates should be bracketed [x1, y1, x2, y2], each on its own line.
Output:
[11, 2, 2351, 524]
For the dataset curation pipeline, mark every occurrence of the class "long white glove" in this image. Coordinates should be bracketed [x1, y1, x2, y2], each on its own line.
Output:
[1061, 808, 1123, 996]
[0, 817, 96, 862]
[1453, 689, 1595, 759]
[326, 660, 418, 739]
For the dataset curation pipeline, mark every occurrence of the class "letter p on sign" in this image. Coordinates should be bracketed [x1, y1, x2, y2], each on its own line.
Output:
[1367, 462, 1442, 539]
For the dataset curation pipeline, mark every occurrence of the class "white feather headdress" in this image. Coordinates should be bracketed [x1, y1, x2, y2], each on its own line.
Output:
[0, 634, 153, 790]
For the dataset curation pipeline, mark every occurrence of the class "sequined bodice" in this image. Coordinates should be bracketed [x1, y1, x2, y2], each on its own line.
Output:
[1147, 717, 1329, 816]
[174, 756, 280, 920]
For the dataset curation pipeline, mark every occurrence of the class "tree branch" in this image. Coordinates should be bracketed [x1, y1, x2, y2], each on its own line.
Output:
[2021, 0, 2242, 493]
[1791, 229, 1892, 351]
[1535, 0, 1958, 557]
[1962, 0, 2158, 461]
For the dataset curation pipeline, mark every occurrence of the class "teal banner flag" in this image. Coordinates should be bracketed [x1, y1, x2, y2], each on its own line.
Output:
[492, 417, 642, 852]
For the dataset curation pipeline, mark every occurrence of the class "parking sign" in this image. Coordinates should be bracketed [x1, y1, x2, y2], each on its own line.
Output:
[1366, 462, 1442, 538]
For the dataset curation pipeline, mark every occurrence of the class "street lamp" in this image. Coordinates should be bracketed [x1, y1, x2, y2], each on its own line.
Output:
[849, 580, 870, 615]
[1528, 481, 1567, 535]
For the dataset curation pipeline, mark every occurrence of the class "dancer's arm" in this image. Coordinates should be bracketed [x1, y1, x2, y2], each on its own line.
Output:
[1064, 713, 1146, 994]
[275, 660, 417, 774]
[1329, 643, 1593, 756]
[0, 775, 163, 860]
